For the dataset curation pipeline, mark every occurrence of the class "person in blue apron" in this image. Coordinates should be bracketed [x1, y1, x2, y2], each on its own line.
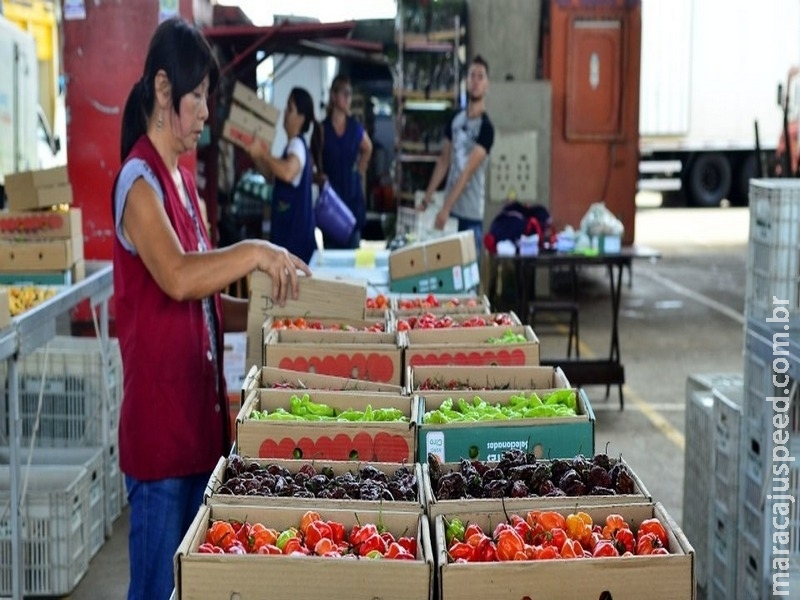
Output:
[247, 87, 321, 263]
[320, 74, 373, 249]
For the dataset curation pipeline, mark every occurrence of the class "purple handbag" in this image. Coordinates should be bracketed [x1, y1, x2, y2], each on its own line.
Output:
[315, 181, 356, 245]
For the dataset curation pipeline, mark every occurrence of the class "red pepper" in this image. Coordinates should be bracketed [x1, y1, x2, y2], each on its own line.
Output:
[206, 521, 235, 548]
[356, 533, 386, 557]
[635, 532, 663, 555]
[197, 542, 224, 554]
[349, 523, 378, 546]
[638, 518, 669, 550]
[549, 527, 568, 552]
[385, 542, 415, 560]
[474, 536, 497, 562]
[592, 539, 620, 558]
[464, 523, 483, 541]
[602, 514, 629, 540]
[327, 520, 345, 544]
[495, 529, 525, 561]
[560, 538, 583, 559]
[613, 528, 635, 554]
[448, 541, 474, 562]
[397, 536, 417, 556]
[533, 544, 559, 560]
[282, 537, 306, 555]
[304, 520, 333, 549]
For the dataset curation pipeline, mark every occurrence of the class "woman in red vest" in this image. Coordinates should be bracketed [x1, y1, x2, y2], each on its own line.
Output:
[112, 18, 311, 599]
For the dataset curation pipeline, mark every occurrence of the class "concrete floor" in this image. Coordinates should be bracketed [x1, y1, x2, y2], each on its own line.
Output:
[64, 201, 750, 599]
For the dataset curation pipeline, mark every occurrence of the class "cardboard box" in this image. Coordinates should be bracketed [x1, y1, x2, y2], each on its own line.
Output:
[265, 314, 393, 336]
[244, 366, 404, 397]
[394, 293, 491, 316]
[0, 208, 82, 240]
[423, 457, 652, 519]
[390, 261, 479, 294]
[417, 388, 595, 462]
[205, 456, 425, 513]
[236, 389, 417, 462]
[264, 332, 404, 386]
[175, 503, 433, 600]
[405, 325, 540, 368]
[223, 104, 276, 149]
[246, 272, 368, 372]
[0, 236, 83, 272]
[434, 503, 694, 600]
[410, 365, 570, 393]
[389, 231, 475, 280]
[232, 81, 281, 125]
[4, 166, 73, 211]
[398, 311, 521, 330]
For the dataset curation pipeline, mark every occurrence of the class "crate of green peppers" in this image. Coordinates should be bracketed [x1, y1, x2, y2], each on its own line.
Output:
[416, 387, 594, 463]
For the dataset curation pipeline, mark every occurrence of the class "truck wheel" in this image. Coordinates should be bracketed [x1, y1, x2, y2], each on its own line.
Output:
[686, 153, 732, 207]
[729, 153, 757, 206]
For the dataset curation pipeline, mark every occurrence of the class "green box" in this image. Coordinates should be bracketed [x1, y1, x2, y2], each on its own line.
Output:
[417, 389, 595, 463]
[390, 261, 479, 294]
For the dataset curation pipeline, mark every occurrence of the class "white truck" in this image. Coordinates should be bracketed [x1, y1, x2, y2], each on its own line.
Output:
[0, 14, 60, 201]
[637, 0, 800, 206]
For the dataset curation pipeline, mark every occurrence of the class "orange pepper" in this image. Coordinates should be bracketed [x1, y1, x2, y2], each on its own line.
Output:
[299, 510, 321, 535]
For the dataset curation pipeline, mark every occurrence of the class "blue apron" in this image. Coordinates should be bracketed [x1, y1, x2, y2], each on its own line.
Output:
[270, 137, 316, 263]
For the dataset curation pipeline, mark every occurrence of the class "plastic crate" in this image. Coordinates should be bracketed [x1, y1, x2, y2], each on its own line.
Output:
[684, 373, 734, 592]
[0, 466, 90, 596]
[745, 179, 800, 320]
[0, 446, 105, 560]
[105, 437, 124, 535]
[396, 205, 458, 243]
[712, 385, 743, 517]
[710, 499, 737, 600]
[0, 336, 122, 448]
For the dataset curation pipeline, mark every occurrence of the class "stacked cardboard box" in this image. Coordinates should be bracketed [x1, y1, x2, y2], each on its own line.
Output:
[222, 82, 280, 150]
[0, 166, 84, 284]
[389, 230, 479, 294]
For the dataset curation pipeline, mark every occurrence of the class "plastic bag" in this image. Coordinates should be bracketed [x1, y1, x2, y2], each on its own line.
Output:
[579, 202, 624, 236]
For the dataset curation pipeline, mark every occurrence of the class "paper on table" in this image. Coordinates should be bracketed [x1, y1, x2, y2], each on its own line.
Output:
[354, 248, 376, 268]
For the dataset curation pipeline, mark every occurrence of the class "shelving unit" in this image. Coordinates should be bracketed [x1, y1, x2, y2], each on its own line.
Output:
[394, 0, 467, 215]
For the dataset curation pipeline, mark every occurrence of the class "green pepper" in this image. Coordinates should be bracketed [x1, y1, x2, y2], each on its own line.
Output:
[424, 410, 450, 424]
[336, 410, 363, 422]
[445, 517, 465, 545]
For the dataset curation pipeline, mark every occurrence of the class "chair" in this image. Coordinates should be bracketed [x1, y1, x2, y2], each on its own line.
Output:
[527, 299, 580, 358]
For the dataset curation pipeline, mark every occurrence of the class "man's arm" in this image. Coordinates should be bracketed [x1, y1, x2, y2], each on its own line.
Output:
[434, 144, 488, 229]
[422, 139, 452, 208]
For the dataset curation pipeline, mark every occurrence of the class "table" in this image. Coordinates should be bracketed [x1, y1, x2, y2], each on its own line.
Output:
[3, 261, 113, 600]
[489, 247, 661, 409]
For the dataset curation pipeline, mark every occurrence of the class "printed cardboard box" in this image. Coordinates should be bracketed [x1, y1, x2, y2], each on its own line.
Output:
[263, 331, 404, 386]
[417, 388, 594, 462]
[422, 457, 652, 519]
[246, 272, 367, 372]
[236, 389, 417, 462]
[232, 81, 281, 125]
[205, 456, 425, 513]
[243, 366, 404, 398]
[405, 325, 540, 368]
[0, 234, 83, 271]
[389, 231, 475, 280]
[222, 104, 276, 149]
[390, 261, 480, 294]
[0, 208, 82, 240]
[175, 503, 433, 600]
[409, 365, 570, 393]
[4, 166, 73, 211]
[434, 503, 694, 600]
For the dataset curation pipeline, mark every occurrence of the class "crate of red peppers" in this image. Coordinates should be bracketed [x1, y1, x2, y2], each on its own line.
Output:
[396, 311, 520, 332]
[410, 365, 568, 394]
[434, 502, 694, 600]
[394, 293, 491, 316]
[175, 504, 433, 600]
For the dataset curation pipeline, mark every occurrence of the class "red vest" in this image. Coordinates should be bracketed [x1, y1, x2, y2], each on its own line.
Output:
[113, 135, 229, 481]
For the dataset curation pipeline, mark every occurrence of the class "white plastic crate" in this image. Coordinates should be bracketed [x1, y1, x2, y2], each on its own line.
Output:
[710, 499, 737, 600]
[105, 437, 124, 536]
[0, 466, 90, 596]
[745, 179, 800, 320]
[0, 446, 105, 560]
[396, 205, 458, 243]
[684, 373, 734, 592]
[712, 385, 743, 517]
[0, 336, 122, 448]
[743, 335, 772, 438]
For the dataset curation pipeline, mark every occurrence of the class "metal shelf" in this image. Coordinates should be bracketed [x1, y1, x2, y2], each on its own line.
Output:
[3, 261, 114, 600]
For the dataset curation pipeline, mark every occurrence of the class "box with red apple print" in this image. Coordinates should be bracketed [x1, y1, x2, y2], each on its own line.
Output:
[235, 389, 418, 463]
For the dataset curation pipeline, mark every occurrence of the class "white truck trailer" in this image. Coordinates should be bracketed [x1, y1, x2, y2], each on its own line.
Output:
[0, 13, 60, 201]
[637, 0, 800, 206]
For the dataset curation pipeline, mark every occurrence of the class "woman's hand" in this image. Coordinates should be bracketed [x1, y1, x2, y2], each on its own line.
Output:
[255, 241, 312, 306]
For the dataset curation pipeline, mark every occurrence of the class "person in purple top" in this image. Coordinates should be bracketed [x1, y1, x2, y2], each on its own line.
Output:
[320, 74, 373, 249]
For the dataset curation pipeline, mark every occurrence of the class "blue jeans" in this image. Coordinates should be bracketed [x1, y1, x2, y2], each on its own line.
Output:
[456, 216, 483, 261]
[125, 473, 210, 600]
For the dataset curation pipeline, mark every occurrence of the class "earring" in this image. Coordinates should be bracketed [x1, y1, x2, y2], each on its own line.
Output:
[157, 111, 163, 130]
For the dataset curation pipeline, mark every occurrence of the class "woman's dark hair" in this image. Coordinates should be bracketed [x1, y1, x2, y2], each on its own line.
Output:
[120, 17, 219, 161]
[325, 73, 351, 118]
[290, 87, 323, 174]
